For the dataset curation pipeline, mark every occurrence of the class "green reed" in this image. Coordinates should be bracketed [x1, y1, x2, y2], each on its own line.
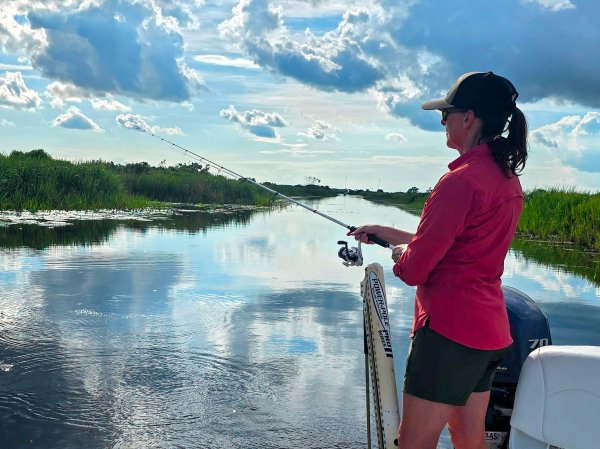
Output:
[518, 188, 600, 251]
[0, 150, 146, 211]
[0, 151, 273, 211]
[358, 190, 429, 214]
[117, 167, 273, 206]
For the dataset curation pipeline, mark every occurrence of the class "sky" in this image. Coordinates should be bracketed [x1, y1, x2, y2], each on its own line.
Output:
[1, 0, 600, 193]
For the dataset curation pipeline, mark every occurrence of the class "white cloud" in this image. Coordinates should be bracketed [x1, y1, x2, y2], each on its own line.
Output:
[216, 0, 600, 132]
[0, 63, 33, 71]
[218, 1, 388, 93]
[532, 113, 600, 173]
[0, 3, 47, 55]
[532, 115, 589, 149]
[194, 54, 259, 69]
[1, 118, 16, 126]
[385, 132, 407, 142]
[90, 96, 131, 112]
[45, 81, 91, 108]
[298, 119, 338, 140]
[51, 107, 103, 132]
[116, 113, 183, 135]
[521, 0, 576, 11]
[220, 105, 287, 139]
[22, 1, 206, 102]
[573, 112, 600, 136]
[0, 71, 42, 110]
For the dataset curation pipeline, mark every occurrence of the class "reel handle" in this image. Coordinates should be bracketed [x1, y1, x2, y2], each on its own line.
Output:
[348, 227, 391, 249]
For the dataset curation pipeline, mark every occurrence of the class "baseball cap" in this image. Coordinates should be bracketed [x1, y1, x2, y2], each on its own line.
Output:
[422, 71, 518, 119]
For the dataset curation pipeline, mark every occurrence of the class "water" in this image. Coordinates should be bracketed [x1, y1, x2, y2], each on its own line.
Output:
[1, 196, 599, 449]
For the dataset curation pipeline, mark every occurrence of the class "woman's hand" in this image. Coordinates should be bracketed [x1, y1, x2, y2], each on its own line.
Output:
[347, 224, 381, 244]
[391, 244, 407, 263]
[348, 225, 415, 247]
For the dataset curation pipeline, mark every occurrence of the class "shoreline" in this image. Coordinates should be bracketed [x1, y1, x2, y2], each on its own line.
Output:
[0, 203, 268, 228]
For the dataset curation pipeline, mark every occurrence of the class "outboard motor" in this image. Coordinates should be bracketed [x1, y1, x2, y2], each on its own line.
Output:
[484, 286, 552, 449]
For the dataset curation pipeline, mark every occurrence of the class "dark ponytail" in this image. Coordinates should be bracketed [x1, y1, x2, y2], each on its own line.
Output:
[481, 106, 528, 177]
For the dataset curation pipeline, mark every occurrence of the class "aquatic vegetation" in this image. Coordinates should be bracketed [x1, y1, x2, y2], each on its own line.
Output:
[354, 190, 429, 214]
[518, 188, 600, 251]
[119, 170, 271, 206]
[0, 150, 146, 211]
[0, 150, 272, 210]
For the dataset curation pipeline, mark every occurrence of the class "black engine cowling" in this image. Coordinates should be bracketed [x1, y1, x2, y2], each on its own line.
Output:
[484, 286, 552, 448]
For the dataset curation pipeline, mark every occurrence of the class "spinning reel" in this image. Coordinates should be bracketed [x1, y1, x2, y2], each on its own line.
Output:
[337, 240, 363, 267]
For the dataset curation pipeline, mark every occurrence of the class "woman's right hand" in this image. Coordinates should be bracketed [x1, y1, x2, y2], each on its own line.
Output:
[347, 224, 381, 244]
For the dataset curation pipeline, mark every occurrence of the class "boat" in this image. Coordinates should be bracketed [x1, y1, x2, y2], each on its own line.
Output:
[361, 263, 600, 449]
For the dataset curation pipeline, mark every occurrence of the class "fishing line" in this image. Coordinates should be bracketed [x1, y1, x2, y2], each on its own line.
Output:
[134, 127, 393, 264]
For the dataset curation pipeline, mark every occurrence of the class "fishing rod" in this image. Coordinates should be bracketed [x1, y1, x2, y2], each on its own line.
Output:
[134, 127, 394, 266]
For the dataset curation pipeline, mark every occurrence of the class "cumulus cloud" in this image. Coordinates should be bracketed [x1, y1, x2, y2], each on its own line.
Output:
[299, 120, 338, 140]
[154, 0, 205, 31]
[44, 81, 91, 108]
[219, 1, 387, 93]
[90, 96, 131, 112]
[116, 113, 183, 135]
[216, 0, 600, 131]
[3, 0, 600, 137]
[532, 115, 587, 148]
[51, 107, 103, 132]
[0, 71, 42, 110]
[532, 113, 600, 173]
[385, 132, 407, 142]
[220, 105, 287, 139]
[0, 3, 46, 55]
[18, 0, 206, 102]
[394, 1, 600, 108]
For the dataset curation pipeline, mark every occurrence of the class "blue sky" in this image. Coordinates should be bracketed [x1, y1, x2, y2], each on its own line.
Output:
[1, 0, 600, 192]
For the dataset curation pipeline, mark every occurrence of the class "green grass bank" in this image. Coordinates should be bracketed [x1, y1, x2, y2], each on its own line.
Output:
[517, 188, 600, 251]
[0, 150, 274, 210]
[0, 150, 146, 211]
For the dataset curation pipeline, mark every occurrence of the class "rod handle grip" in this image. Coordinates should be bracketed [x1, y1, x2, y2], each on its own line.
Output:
[348, 226, 391, 249]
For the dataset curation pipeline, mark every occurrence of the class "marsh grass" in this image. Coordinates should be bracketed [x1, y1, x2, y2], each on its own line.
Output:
[0, 150, 146, 211]
[0, 150, 273, 211]
[518, 188, 600, 251]
[357, 190, 429, 214]
[263, 183, 341, 198]
[119, 170, 272, 206]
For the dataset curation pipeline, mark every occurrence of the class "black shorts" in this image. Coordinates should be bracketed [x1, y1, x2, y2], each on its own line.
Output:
[403, 324, 509, 406]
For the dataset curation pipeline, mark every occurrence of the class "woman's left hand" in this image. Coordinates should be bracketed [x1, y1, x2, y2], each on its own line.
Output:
[391, 244, 407, 263]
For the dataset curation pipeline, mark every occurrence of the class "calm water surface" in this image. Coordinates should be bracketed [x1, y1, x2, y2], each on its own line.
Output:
[1, 196, 599, 449]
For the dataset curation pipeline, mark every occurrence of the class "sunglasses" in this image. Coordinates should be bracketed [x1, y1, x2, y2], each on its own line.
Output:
[441, 108, 468, 122]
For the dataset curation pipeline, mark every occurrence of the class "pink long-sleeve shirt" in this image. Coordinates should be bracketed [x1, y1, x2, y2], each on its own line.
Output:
[393, 144, 522, 350]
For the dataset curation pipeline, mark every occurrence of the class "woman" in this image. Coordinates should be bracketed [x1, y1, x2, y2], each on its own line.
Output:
[350, 71, 528, 449]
